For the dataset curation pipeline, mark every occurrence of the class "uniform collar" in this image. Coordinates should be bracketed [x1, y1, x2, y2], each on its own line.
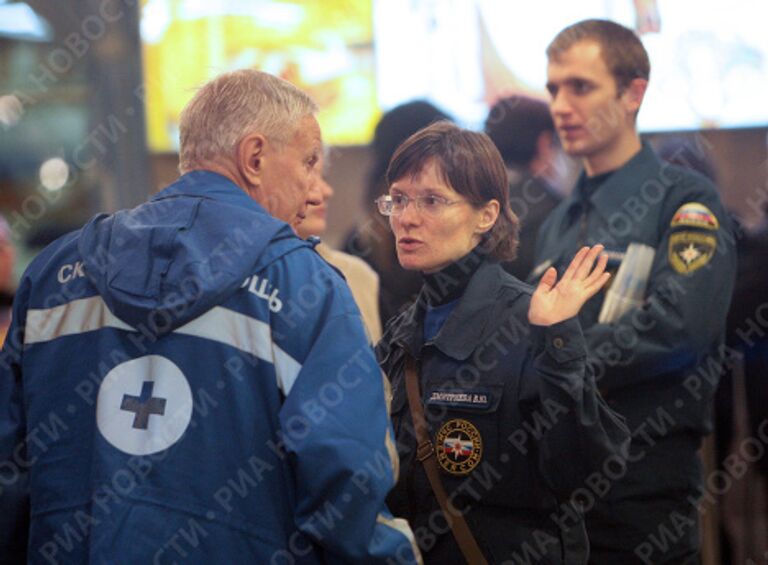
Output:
[151, 170, 267, 214]
[570, 142, 663, 224]
[390, 260, 522, 361]
[422, 245, 485, 306]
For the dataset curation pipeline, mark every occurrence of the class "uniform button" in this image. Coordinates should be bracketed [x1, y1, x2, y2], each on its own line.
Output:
[553, 337, 565, 349]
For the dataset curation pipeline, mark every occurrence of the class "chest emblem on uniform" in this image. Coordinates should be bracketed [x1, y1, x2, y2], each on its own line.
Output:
[435, 419, 483, 475]
[669, 231, 717, 274]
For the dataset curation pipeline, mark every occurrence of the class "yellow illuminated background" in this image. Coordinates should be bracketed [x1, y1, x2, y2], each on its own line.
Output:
[141, 0, 378, 150]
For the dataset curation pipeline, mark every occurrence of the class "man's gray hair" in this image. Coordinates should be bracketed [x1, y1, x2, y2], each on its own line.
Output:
[178, 69, 318, 173]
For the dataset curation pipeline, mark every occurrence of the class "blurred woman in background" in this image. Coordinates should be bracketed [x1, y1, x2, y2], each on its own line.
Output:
[296, 155, 382, 342]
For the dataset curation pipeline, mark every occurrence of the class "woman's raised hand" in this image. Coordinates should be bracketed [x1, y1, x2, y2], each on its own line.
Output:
[528, 245, 611, 326]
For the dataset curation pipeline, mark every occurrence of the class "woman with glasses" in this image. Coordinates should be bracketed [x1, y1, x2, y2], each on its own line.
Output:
[376, 121, 629, 564]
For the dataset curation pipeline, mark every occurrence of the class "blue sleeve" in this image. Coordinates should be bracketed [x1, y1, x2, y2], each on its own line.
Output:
[272, 252, 421, 564]
[0, 278, 30, 563]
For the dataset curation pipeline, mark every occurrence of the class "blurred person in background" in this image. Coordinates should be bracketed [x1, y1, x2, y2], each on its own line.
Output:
[659, 136, 768, 564]
[295, 154, 382, 342]
[485, 95, 563, 280]
[656, 136, 719, 186]
[717, 203, 768, 563]
[0, 214, 16, 345]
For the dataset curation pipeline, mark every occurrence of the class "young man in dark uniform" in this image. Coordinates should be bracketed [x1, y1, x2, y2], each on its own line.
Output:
[531, 19, 736, 564]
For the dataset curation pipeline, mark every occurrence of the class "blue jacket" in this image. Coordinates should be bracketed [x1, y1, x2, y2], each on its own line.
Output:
[0, 171, 420, 564]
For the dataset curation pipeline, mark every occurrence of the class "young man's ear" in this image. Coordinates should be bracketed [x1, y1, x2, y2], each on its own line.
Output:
[622, 78, 648, 115]
[476, 199, 501, 234]
[236, 132, 267, 186]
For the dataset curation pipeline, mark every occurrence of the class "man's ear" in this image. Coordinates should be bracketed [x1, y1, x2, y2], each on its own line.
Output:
[236, 132, 267, 187]
[622, 78, 648, 115]
[476, 199, 500, 235]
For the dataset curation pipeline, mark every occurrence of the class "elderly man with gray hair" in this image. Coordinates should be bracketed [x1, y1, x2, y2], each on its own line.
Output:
[0, 70, 421, 564]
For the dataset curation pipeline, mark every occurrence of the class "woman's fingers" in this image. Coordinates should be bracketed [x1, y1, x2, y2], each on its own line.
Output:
[585, 271, 612, 298]
[583, 251, 609, 288]
[561, 246, 590, 282]
[537, 266, 558, 294]
[574, 244, 605, 281]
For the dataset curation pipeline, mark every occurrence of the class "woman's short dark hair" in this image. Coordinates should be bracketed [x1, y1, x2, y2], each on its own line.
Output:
[386, 121, 519, 262]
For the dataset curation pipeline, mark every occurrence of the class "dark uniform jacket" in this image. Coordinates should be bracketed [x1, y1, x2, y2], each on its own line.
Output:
[531, 143, 736, 563]
[377, 259, 629, 564]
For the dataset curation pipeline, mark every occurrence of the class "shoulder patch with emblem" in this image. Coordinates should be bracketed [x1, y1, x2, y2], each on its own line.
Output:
[669, 231, 717, 274]
[435, 419, 482, 475]
[671, 202, 719, 230]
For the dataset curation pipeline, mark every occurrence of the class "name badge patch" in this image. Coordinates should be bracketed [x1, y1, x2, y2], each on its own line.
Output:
[427, 390, 492, 409]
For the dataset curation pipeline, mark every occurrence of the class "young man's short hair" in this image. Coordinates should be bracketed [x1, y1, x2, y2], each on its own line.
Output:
[547, 19, 650, 92]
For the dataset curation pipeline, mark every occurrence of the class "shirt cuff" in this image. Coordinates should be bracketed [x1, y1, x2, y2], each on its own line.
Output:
[531, 317, 586, 364]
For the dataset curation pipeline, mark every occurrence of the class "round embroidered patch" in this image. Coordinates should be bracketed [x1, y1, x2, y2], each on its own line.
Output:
[435, 419, 483, 475]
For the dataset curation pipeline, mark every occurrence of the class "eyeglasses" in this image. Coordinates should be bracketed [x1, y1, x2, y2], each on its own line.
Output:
[375, 193, 464, 217]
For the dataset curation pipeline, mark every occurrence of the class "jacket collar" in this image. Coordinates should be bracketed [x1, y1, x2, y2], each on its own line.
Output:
[390, 261, 522, 361]
[566, 142, 665, 225]
[152, 170, 267, 214]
